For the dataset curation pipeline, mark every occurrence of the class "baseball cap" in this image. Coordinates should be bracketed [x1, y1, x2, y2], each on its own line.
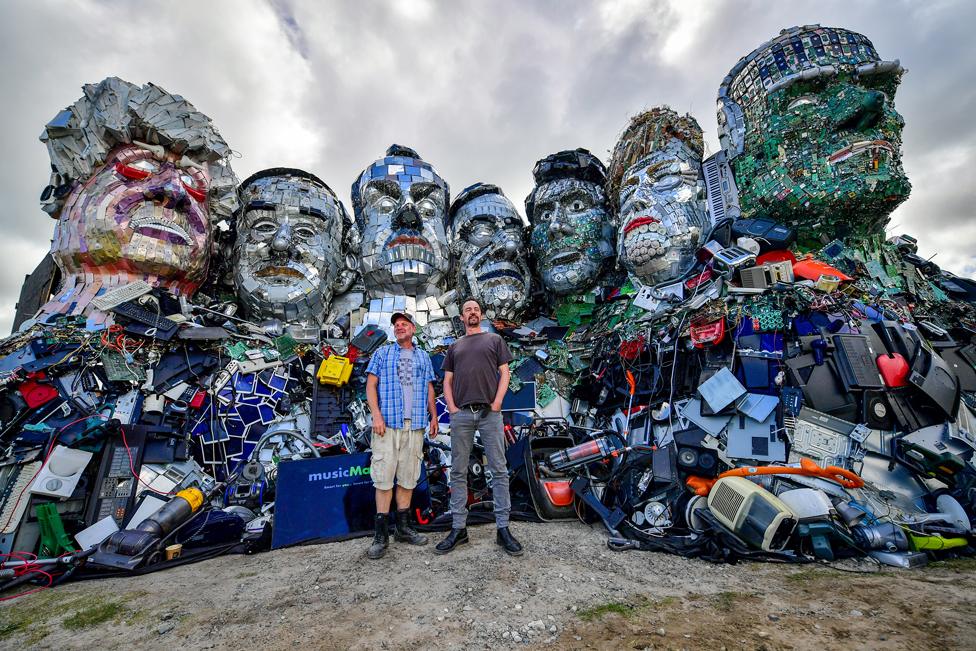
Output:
[390, 312, 416, 326]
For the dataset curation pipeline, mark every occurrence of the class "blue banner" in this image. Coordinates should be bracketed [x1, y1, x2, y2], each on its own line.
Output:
[272, 453, 376, 548]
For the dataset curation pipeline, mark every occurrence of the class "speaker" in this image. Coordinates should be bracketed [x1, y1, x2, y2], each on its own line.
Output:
[674, 427, 720, 477]
[675, 445, 720, 477]
[861, 390, 895, 430]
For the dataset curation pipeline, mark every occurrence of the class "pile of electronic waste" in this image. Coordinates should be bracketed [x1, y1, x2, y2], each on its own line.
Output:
[2, 223, 976, 600]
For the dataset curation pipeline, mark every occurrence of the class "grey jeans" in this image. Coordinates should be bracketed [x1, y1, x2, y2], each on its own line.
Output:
[448, 408, 511, 529]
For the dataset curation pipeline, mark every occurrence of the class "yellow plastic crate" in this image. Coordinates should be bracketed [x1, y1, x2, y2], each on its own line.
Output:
[317, 355, 352, 386]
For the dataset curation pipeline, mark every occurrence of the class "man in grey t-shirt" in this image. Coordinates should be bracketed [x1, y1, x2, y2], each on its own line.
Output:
[435, 298, 523, 556]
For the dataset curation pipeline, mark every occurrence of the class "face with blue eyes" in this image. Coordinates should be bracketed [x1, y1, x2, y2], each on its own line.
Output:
[450, 191, 530, 319]
[529, 178, 614, 295]
[52, 143, 212, 289]
[233, 174, 344, 322]
[616, 138, 708, 284]
[734, 69, 909, 240]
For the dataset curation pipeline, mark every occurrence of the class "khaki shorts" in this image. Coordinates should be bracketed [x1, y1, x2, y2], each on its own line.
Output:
[370, 419, 425, 491]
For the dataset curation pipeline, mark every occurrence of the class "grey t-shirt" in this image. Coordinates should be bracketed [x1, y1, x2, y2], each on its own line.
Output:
[398, 347, 414, 419]
[442, 332, 514, 407]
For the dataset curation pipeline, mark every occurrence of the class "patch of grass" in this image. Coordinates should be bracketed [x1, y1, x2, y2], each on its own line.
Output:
[709, 591, 762, 615]
[784, 567, 824, 584]
[0, 599, 39, 641]
[577, 601, 637, 621]
[121, 607, 152, 626]
[0, 617, 30, 640]
[930, 557, 976, 572]
[713, 591, 742, 612]
[24, 624, 50, 646]
[63, 601, 127, 630]
[236, 570, 259, 578]
[651, 596, 678, 608]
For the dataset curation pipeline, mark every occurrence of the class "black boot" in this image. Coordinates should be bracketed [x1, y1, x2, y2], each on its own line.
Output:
[394, 509, 428, 546]
[433, 527, 469, 555]
[367, 513, 389, 559]
[496, 526, 523, 556]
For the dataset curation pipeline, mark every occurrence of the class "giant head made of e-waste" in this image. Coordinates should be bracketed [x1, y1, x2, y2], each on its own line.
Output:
[233, 168, 357, 324]
[349, 145, 450, 300]
[717, 25, 910, 244]
[607, 107, 709, 285]
[525, 148, 614, 295]
[448, 182, 531, 320]
[39, 77, 238, 317]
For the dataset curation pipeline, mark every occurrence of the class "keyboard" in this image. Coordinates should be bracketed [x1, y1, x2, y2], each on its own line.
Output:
[110, 301, 180, 340]
[91, 281, 153, 311]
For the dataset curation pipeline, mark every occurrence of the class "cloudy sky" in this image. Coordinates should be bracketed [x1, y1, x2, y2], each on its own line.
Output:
[0, 0, 973, 333]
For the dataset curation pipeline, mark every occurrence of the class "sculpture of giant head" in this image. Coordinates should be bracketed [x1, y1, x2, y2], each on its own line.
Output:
[718, 25, 910, 242]
[40, 78, 238, 298]
[448, 183, 531, 320]
[525, 149, 614, 295]
[233, 169, 358, 323]
[607, 108, 709, 285]
[350, 145, 450, 297]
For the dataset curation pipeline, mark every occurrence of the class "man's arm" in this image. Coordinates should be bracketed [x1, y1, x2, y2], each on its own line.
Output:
[444, 370, 458, 413]
[427, 381, 439, 438]
[366, 373, 385, 437]
[491, 363, 510, 412]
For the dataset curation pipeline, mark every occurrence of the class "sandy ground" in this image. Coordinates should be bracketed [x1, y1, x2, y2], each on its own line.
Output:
[2, 520, 975, 650]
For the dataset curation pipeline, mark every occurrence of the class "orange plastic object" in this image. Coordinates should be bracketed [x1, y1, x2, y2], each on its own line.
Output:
[792, 255, 852, 283]
[685, 457, 864, 496]
[543, 481, 574, 507]
[757, 250, 797, 266]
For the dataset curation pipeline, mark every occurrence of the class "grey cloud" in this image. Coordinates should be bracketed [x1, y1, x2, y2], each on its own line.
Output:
[1, 0, 974, 335]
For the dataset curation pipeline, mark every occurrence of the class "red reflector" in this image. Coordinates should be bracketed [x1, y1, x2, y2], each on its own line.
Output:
[690, 318, 725, 348]
[543, 481, 574, 507]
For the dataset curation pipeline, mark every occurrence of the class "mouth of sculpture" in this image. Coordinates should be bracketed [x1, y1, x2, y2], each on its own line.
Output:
[546, 249, 581, 266]
[479, 269, 524, 283]
[828, 140, 894, 165]
[387, 235, 431, 250]
[623, 215, 660, 236]
[255, 265, 305, 279]
[477, 260, 525, 286]
[129, 215, 192, 245]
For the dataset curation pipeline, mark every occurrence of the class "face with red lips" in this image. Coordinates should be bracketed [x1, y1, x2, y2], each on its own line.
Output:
[52, 143, 212, 288]
[616, 139, 708, 284]
[359, 178, 449, 294]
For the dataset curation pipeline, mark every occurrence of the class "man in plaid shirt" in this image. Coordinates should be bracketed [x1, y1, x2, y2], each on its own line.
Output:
[364, 311, 438, 559]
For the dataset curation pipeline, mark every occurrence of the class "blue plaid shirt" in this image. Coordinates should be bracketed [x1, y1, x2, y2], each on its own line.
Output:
[366, 342, 436, 429]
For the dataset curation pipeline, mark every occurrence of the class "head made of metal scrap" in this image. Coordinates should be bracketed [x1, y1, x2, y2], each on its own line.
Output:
[40, 77, 238, 300]
[448, 183, 531, 320]
[233, 168, 359, 324]
[718, 24, 910, 243]
[607, 107, 709, 285]
[350, 145, 450, 298]
[525, 148, 614, 295]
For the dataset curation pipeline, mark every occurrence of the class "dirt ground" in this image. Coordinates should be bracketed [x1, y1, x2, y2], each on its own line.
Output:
[2, 520, 975, 650]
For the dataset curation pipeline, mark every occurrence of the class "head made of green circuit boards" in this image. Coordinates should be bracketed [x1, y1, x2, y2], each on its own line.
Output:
[717, 25, 911, 243]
